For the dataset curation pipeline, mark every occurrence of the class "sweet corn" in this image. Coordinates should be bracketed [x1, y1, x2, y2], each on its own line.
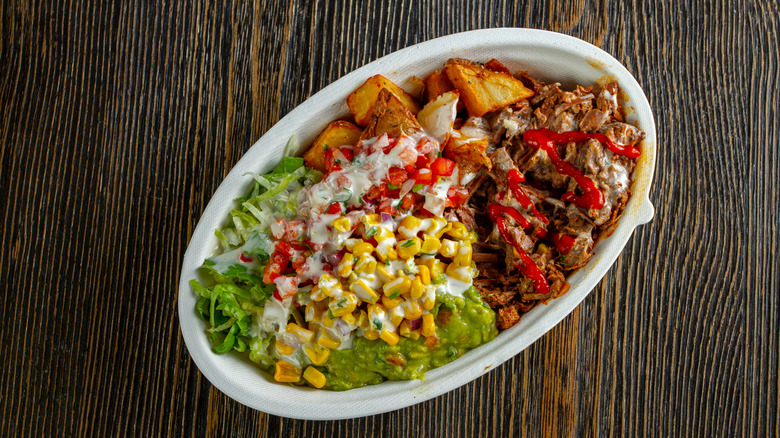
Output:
[367, 304, 387, 331]
[397, 237, 422, 260]
[376, 263, 396, 282]
[274, 360, 301, 383]
[399, 320, 412, 338]
[337, 253, 355, 277]
[357, 309, 369, 330]
[420, 257, 446, 278]
[380, 330, 400, 346]
[382, 294, 403, 309]
[383, 276, 411, 297]
[329, 292, 358, 317]
[374, 227, 395, 242]
[389, 307, 404, 327]
[439, 239, 459, 258]
[350, 278, 379, 303]
[454, 241, 472, 266]
[425, 217, 449, 238]
[408, 329, 421, 340]
[420, 235, 441, 255]
[361, 213, 381, 227]
[317, 330, 341, 349]
[303, 366, 327, 388]
[402, 299, 424, 320]
[305, 300, 324, 322]
[446, 221, 469, 239]
[398, 216, 422, 238]
[287, 323, 314, 343]
[364, 329, 380, 340]
[310, 285, 327, 302]
[423, 295, 436, 310]
[304, 343, 330, 366]
[352, 241, 374, 257]
[276, 339, 296, 356]
[341, 311, 356, 326]
[354, 253, 377, 274]
[332, 216, 351, 232]
[410, 276, 425, 299]
[345, 238, 361, 252]
[422, 313, 436, 337]
[416, 264, 431, 285]
[318, 273, 342, 297]
[375, 242, 398, 261]
[445, 263, 472, 283]
[322, 310, 337, 327]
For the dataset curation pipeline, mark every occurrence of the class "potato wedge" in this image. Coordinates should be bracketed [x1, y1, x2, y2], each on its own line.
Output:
[444, 130, 492, 174]
[304, 120, 362, 172]
[424, 70, 456, 101]
[361, 88, 423, 140]
[444, 59, 534, 117]
[347, 75, 421, 127]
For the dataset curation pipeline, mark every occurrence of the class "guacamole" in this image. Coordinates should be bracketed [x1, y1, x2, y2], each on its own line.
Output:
[321, 287, 497, 390]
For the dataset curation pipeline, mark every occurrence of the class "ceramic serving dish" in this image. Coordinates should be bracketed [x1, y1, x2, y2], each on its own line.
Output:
[177, 28, 656, 420]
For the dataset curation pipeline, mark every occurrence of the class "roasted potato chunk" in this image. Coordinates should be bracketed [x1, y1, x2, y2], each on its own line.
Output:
[444, 59, 534, 117]
[361, 88, 423, 140]
[444, 133, 491, 174]
[304, 120, 362, 172]
[347, 75, 421, 127]
[424, 70, 456, 101]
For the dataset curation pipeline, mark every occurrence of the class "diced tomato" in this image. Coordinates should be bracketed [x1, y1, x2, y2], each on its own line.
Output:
[400, 193, 415, 211]
[414, 167, 434, 185]
[274, 276, 299, 300]
[382, 138, 398, 154]
[326, 202, 342, 214]
[417, 137, 435, 154]
[340, 147, 354, 162]
[387, 167, 409, 185]
[378, 198, 395, 214]
[431, 157, 455, 177]
[275, 241, 294, 257]
[446, 187, 469, 207]
[415, 155, 430, 169]
[291, 254, 307, 271]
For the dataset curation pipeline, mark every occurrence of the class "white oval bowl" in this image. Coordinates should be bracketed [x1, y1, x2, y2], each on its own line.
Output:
[178, 28, 656, 420]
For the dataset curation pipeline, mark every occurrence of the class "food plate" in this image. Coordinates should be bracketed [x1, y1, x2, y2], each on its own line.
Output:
[178, 28, 656, 420]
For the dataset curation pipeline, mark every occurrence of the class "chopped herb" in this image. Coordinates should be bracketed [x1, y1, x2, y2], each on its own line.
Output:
[359, 195, 366, 205]
[448, 346, 457, 358]
[373, 319, 383, 330]
[412, 183, 424, 193]
[400, 239, 416, 248]
[365, 226, 378, 238]
[337, 298, 347, 307]
[388, 184, 399, 190]
[389, 291, 401, 299]
[560, 254, 567, 261]
[385, 259, 391, 266]
[323, 144, 329, 150]
[438, 151, 443, 157]
[328, 309, 334, 319]
[335, 159, 342, 165]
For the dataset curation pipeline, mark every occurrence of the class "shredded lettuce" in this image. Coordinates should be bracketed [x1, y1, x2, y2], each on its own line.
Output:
[193, 152, 319, 355]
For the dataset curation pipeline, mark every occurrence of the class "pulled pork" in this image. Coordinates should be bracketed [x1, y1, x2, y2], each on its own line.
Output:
[461, 77, 644, 329]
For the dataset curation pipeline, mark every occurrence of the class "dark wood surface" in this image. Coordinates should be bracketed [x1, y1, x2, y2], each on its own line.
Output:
[1, 1, 777, 436]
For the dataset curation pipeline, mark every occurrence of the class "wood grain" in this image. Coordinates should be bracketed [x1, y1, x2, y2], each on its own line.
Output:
[1, 0, 777, 436]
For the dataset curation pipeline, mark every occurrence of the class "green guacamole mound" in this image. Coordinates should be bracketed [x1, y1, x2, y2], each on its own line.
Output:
[321, 287, 497, 390]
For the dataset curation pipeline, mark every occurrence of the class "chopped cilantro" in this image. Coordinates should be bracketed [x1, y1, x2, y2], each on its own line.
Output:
[400, 239, 416, 248]
[373, 319, 383, 330]
[365, 226, 378, 238]
[412, 183, 424, 193]
[337, 298, 347, 307]
[389, 291, 400, 299]
[388, 184, 399, 190]
[323, 144, 329, 150]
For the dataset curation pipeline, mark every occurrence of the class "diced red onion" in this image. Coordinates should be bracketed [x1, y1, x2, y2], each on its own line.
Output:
[327, 249, 346, 266]
[335, 319, 352, 337]
[409, 318, 422, 330]
[381, 212, 393, 222]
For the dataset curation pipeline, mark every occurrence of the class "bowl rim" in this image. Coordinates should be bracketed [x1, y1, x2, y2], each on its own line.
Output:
[177, 27, 656, 420]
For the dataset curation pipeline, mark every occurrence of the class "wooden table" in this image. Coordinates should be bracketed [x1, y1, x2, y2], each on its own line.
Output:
[2, 1, 777, 436]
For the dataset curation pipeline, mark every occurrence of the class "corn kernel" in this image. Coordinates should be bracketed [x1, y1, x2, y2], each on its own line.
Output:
[287, 323, 314, 343]
[439, 239, 459, 258]
[410, 276, 424, 299]
[304, 343, 330, 366]
[276, 339, 296, 356]
[376, 263, 396, 282]
[416, 264, 431, 285]
[322, 311, 337, 327]
[345, 238, 361, 252]
[367, 304, 387, 331]
[422, 313, 436, 337]
[421, 257, 445, 278]
[341, 312, 356, 326]
[380, 330, 400, 346]
[357, 309, 369, 330]
[354, 253, 378, 274]
[446, 262, 472, 283]
[364, 329, 380, 340]
[446, 221, 469, 239]
[350, 278, 379, 303]
[398, 216, 422, 239]
[390, 308, 404, 327]
[397, 237, 422, 260]
[420, 235, 441, 255]
[402, 299, 424, 320]
[274, 360, 301, 383]
[375, 243, 398, 262]
[374, 227, 395, 243]
[310, 285, 327, 302]
[399, 320, 412, 337]
[383, 276, 411, 297]
[317, 330, 341, 349]
[329, 292, 358, 317]
[318, 273, 342, 297]
[423, 295, 436, 310]
[408, 329, 421, 340]
[352, 241, 374, 257]
[331, 216, 351, 232]
[303, 366, 327, 388]
[425, 217, 449, 237]
[454, 241, 472, 266]
[337, 253, 355, 277]
[361, 213, 381, 227]
[382, 294, 403, 309]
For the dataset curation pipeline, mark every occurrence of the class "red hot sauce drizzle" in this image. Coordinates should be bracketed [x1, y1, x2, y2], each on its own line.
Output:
[522, 129, 640, 211]
[506, 169, 549, 225]
[488, 203, 551, 296]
